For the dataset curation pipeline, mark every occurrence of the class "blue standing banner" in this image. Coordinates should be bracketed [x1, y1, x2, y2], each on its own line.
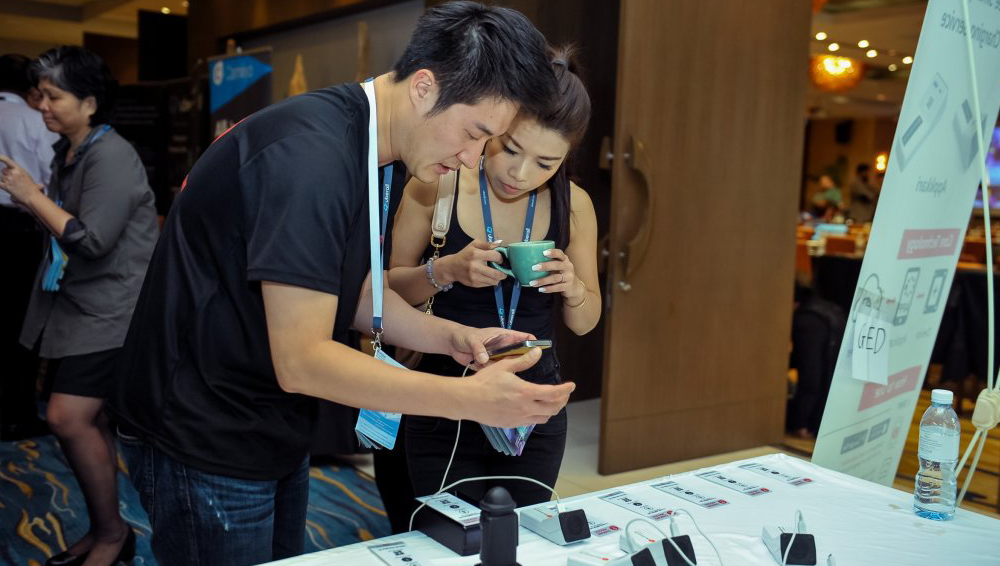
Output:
[208, 49, 273, 139]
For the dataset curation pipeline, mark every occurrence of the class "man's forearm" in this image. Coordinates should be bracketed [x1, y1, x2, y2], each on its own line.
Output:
[353, 272, 467, 355]
[282, 338, 464, 418]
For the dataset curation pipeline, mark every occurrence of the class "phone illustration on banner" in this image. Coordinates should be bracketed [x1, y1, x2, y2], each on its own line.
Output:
[924, 268, 948, 314]
[893, 72, 948, 171]
[953, 98, 990, 170]
[893, 267, 921, 326]
[851, 273, 884, 324]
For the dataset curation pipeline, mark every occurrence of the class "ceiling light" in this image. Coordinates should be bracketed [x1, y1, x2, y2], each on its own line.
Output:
[161, 6, 170, 13]
[828, 43, 840, 52]
[866, 49, 878, 58]
[888, 63, 898, 71]
[858, 40, 870, 48]
[182, 1, 189, 6]
[903, 56, 913, 64]
[810, 55, 863, 92]
[816, 32, 828, 41]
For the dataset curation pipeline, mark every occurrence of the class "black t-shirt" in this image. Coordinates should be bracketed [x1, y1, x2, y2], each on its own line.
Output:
[107, 83, 404, 480]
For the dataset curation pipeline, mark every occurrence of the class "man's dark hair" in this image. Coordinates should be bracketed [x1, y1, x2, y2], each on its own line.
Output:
[0, 53, 31, 95]
[29, 46, 118, 126]
[393, 1, 555, 117]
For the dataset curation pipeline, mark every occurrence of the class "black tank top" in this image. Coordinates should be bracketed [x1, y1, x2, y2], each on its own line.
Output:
[414, 179, 560, 383]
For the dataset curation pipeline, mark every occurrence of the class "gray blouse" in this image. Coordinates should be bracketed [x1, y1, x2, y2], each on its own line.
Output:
[20, 128, 159, 358]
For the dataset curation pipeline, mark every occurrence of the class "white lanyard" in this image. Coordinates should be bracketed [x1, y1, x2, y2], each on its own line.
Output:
[362, 79, 393, 349]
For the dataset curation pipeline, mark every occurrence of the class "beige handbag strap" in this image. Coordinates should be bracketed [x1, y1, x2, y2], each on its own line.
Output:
[424, 170, 459, 316]
[431, 169, 459, 241]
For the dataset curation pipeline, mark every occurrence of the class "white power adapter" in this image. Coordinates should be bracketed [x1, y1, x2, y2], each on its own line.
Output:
[761, 511, 816, 565]
[520, 504, 591, 545]
[618, 518, 697, 566]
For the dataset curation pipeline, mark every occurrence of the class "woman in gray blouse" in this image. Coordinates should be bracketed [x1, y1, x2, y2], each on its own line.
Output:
[0, 46, 157, 566]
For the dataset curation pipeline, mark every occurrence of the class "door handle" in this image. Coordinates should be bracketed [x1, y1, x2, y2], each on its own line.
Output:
[599, 136, 614, 170]
[618, 135, 654, 289]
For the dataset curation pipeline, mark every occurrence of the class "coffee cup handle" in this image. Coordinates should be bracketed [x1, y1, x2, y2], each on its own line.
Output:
[489, 247, 515, 277]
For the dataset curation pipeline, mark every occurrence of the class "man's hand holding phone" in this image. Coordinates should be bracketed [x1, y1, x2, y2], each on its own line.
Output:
[443, 326, 571, 427]
[459, 347, 574, 427]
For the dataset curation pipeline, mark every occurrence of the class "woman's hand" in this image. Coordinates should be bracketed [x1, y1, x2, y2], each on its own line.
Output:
[0, 154, 43, 205]
[436, 239, 508, 288]
[529, 248, 586, 305]
[0, 154, 43, 204]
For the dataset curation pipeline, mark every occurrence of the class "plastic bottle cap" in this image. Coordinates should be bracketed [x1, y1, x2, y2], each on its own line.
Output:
[931, 389, 954, 405]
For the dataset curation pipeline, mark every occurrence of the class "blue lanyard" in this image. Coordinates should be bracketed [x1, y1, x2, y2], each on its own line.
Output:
[363, 79, 392, 343]
[57, 125, 111, 201]
[478, 157, 536, 329]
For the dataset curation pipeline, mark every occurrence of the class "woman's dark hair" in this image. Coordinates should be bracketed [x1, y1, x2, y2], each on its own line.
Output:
[537, 45, 592, 251]
[393, 1, 555, 118]
[29, 46, 118, 126]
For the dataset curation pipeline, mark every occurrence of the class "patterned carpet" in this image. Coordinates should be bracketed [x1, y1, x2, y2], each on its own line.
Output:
[0, 434, 390, 565]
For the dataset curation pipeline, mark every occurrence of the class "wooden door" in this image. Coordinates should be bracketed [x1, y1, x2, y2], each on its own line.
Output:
[600, 0, 813, 473]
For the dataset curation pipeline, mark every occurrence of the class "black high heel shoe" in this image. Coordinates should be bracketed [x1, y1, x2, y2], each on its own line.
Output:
[45, 550, 87, 566]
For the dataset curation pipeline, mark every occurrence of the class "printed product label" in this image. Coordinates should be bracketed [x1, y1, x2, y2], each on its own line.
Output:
[739, 462, 814, 486]
[416, 493, 480, 527]
[696, 470, 771, 496]
[650, 480, 729, 508]
[370, 541, 424, 565]
[918, 426, 959, 462]
[599, 490, 673, 521]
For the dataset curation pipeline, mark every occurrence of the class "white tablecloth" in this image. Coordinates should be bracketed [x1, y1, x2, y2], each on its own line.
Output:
[265, 453, 1000, 565]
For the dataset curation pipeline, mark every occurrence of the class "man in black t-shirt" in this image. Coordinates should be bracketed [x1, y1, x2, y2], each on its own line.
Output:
[106, 3, 574, 565]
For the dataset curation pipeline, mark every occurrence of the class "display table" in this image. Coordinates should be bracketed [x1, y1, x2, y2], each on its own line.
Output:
[264, 453, 999, 565]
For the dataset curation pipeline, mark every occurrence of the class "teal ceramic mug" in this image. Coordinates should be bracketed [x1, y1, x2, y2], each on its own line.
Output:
[490, 240, 555, 285]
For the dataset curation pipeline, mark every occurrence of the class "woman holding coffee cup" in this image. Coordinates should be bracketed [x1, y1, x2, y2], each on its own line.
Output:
[386, 47, 600, 519]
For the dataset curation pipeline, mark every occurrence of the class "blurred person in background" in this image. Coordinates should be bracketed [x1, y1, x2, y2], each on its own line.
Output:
[0, 53, 58, 442]
[810, 174, 843, 222]
[0, 46, 158, 566]
[848, 163, 879, 223]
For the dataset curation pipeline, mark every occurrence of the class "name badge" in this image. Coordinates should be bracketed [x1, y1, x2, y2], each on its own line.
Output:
[355, 349, 406, 449]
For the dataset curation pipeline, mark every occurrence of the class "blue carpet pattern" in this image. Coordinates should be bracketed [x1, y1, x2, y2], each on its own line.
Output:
[0, 436, 389, 565]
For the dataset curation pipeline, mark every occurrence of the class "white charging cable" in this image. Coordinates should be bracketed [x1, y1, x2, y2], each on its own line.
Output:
[408, 474, 563, 532]
[781, 510, 806, 566]
[408, 364, 563, 532]
[956, 0, 1000, 506]
[435, 363, 473, 492]
[622, 511, 725, 566]
[671, 509, 725, 566]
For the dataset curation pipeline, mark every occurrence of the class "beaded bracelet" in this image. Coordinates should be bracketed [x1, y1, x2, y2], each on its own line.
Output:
[425, 256, 453, 292]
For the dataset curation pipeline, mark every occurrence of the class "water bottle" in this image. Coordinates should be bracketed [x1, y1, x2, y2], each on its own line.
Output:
[913, 389, 960, 520]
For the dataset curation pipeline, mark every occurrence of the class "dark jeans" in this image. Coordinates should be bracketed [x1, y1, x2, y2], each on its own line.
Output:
[0, 206, 43, 426]
[404, 353, 568, 510]
[117, 429, 309, 566]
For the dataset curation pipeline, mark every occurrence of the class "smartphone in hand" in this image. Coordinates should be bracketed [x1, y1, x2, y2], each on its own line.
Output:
[487, 339, 553, 360]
